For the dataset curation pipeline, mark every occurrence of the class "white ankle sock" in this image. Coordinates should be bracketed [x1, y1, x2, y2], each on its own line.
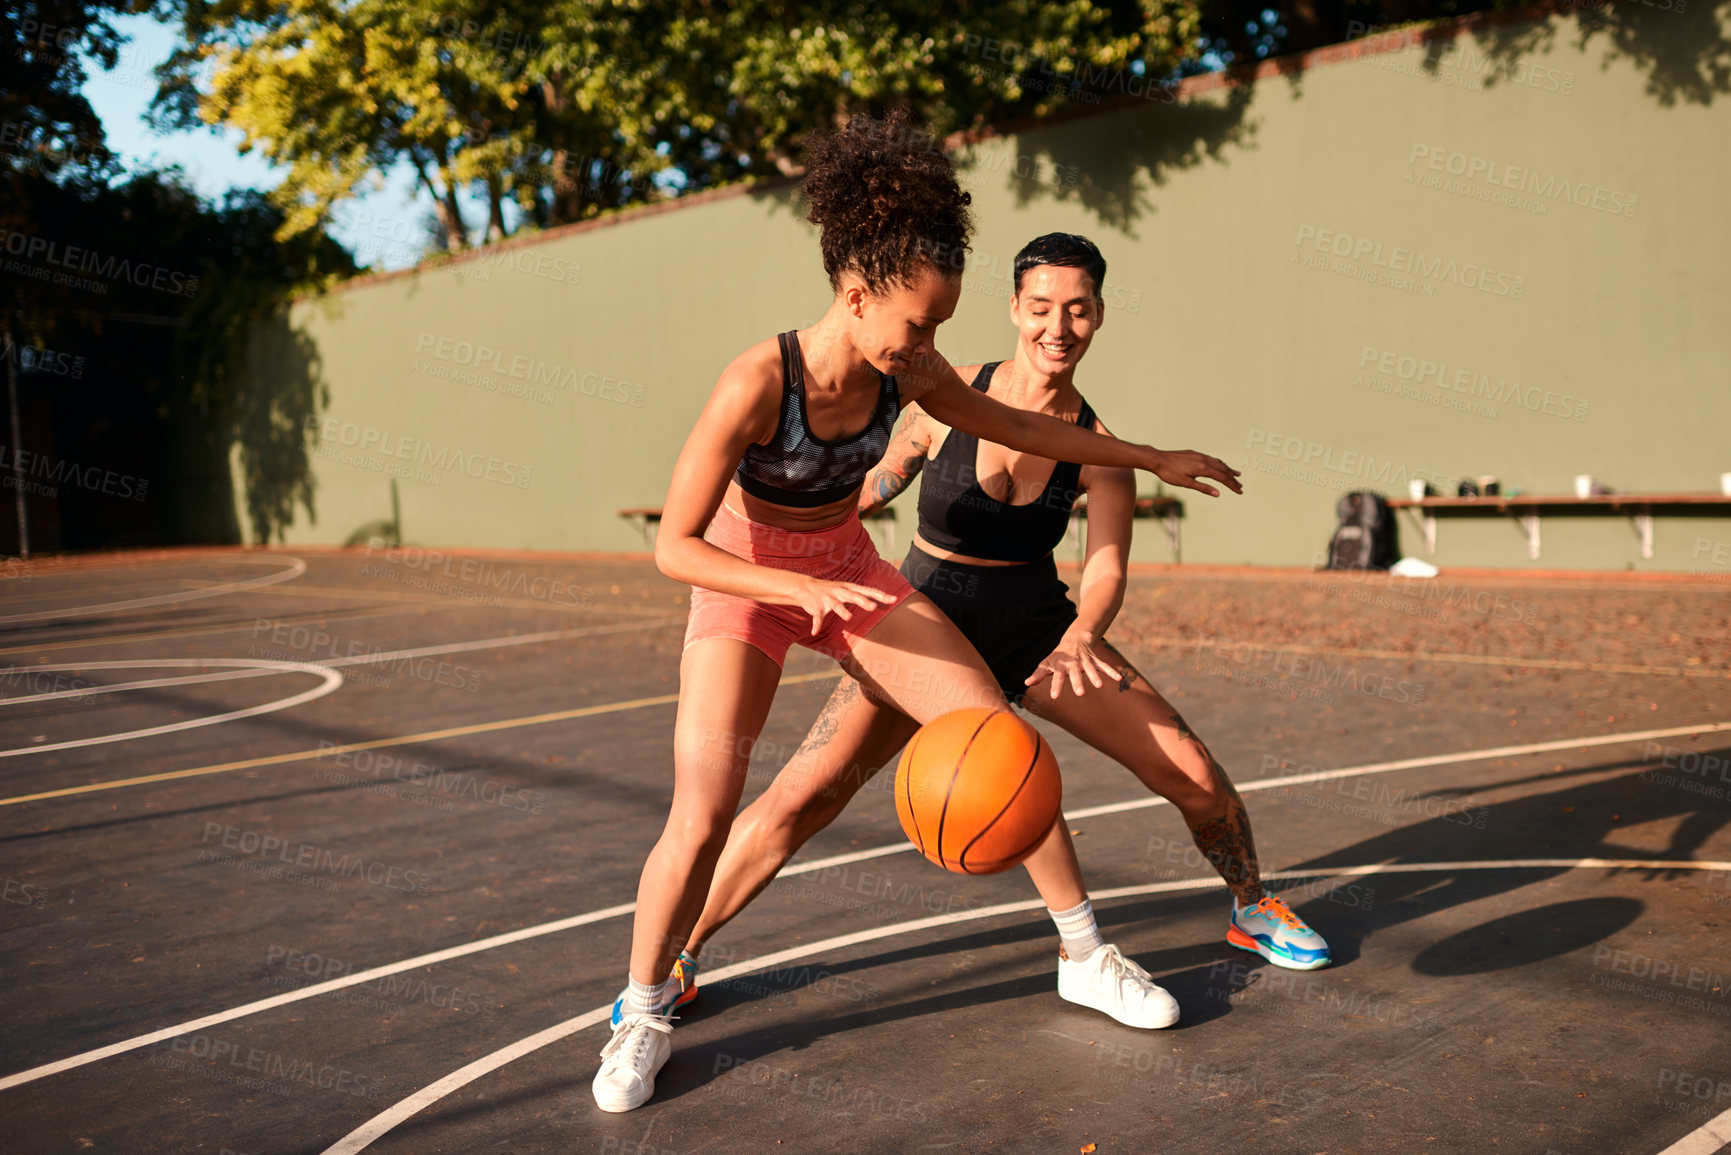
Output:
[623, 975, 670, 1015]
[1049, 899, 1105, 962]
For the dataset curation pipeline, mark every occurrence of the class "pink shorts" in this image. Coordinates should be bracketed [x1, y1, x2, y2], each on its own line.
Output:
[683, 503, 914, 668]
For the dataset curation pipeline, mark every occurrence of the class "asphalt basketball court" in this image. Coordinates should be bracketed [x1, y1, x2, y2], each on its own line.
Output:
[0, 546, 1727, 1154]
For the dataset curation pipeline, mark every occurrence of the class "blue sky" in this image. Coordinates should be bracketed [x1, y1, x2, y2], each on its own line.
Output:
[85, 12, 497, 272]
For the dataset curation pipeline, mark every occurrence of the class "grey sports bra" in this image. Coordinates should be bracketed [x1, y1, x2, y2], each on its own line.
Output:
[734, 331, 901, 508]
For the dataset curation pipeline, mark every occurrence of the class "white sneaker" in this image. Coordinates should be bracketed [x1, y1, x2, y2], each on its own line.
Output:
[592, 1013, 674, 1112]
[1056, 943, 1181, 1029]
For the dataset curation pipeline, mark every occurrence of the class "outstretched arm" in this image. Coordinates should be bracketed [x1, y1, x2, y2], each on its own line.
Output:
[1026, 460, 1136, 698]
[858, 408, 933, 515]
[904, 354, 1243, 498]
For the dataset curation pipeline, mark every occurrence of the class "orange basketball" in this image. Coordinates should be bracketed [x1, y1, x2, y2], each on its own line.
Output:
[893, 708, 1062, 875]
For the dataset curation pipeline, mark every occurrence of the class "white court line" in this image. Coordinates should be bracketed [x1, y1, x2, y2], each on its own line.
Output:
[0, 618, 682, 759]
[1061, 719, 1731, 823]
[709, 718, 1731, 881]
[1655, 1106, 1731, 1155]
[1, 667, 293, 707]
[0, 900, 635, 1096]
[0, 718, 1722, 1098]
[320, 857, 1731, 1155]
[0, 619, 683, 704]
[0, 557, 307, 625]
[0, 660, 344, 758]
[314, 618, 685, 669]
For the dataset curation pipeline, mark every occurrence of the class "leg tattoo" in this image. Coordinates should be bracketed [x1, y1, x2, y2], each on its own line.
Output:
[796, 677, 860, 758]
[1185, 755, 1265, 907]
[1099, 640, 1141, 694]
[1101, 638, 1264, 905]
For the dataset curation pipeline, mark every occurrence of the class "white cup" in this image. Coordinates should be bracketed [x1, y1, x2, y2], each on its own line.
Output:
[1575, 474, 1593, 499]
[1721, 472, 1731, 497]
[1408, 479, 1427, 502]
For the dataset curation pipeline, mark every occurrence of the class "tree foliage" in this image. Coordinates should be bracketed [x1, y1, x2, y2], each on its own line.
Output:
[161, 1, 1210, 251]
[4, 0, 355, 551]
[0, 0, 156, 185]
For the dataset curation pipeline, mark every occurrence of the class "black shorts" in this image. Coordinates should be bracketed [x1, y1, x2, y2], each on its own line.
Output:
[900, 543, 1078, 705]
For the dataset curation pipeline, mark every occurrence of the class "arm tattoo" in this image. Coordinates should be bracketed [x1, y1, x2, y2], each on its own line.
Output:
[863, 452, 927, 511]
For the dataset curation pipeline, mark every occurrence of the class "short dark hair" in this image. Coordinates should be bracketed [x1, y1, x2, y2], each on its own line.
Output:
[801, 109, 973, 293]
[1013, 233, 1106, 300]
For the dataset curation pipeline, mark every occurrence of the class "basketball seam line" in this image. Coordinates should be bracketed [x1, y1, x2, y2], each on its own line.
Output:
[934, 710, 996, 870]
[901, 728, 929, 861]
[958, 730, 1046, 874]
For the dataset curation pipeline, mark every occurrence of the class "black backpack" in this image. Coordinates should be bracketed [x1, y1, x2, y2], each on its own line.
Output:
[1326, 491, 1400, 570]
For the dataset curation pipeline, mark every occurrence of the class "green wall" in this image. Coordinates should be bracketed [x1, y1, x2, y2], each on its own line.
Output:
[256, 6, 1731, 575]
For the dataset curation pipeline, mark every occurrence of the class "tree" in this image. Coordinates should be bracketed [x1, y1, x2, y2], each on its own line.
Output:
[4, 1, 355, 551]
[158, 0, 657, 251]
[158, 0, 1213, 248]
[645, 0, 1205, 187]
[0, 0, 155, 187]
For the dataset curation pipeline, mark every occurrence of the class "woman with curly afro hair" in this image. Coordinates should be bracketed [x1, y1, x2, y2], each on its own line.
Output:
[593, 110, 1243, 1113]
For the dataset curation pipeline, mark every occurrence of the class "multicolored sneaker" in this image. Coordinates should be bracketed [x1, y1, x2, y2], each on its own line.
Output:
[1228, 895, 1331, 970]
[1056, 943, 1181, 1029]
[608, 951, 701, 1028]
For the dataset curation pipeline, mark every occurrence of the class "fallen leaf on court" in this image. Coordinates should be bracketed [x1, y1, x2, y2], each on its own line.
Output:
[1081, 1145, 1096, 1153]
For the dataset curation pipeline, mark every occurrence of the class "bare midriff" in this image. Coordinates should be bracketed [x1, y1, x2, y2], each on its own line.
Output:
[728, 483, 1048, 568]
[725, 480, 863, 532]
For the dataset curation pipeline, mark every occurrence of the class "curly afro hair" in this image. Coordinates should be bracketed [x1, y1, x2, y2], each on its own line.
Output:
[801, 109, 973, 294]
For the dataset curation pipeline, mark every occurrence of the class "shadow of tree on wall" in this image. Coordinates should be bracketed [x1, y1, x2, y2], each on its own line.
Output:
[741, 87, 1260, 245]
[1465, 0, 1731, 107]
[970, 85, 1259, 237]
[993, 1, 1728, 231]
[233, 309, 329, 544]
[1204, 0, 1731, 108]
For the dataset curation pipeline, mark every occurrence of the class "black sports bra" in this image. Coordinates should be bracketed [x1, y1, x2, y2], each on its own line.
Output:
[916, 362, 1096, 562]
[734, 331, 901, 508]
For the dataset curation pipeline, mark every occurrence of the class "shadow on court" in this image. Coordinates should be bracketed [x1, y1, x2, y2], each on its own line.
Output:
[625, 757, 1728, 1115]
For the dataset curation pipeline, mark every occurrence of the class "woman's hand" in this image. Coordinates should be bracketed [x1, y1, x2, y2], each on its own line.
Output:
[1025, 626, 1123, 699]
[1146, 449, 1243, 497]
[785, 577, 899, 634]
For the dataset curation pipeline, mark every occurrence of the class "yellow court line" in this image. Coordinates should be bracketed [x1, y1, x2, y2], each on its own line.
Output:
[1139, 636, 1731, 680]
[0, 671, 842, 808]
